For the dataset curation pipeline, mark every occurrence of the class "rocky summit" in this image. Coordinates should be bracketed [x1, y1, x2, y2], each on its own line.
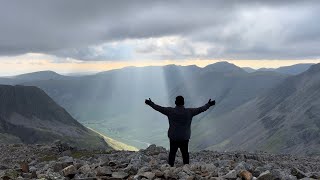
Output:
[0, 144, 320, 180]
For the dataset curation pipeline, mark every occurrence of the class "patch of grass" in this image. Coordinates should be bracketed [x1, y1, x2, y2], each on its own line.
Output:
[39, 155, 58, 162]
[4, 169, 19, 179]
[207, 139, 231, 150]
[259, 130, 286, 152]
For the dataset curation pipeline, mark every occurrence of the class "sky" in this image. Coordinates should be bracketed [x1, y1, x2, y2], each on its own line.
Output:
[0, 0, 320, 75]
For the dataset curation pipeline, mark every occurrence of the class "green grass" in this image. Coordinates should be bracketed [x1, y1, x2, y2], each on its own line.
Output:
[0, 133, 22, 144]
[39, 155, 58, 162]
[259, 130, 286, 152]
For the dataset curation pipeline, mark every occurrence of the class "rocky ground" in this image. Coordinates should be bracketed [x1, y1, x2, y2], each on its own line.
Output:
[1, 142, 320, 180]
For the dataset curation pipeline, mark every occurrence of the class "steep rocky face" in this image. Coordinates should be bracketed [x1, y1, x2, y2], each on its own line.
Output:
[0, 85, 109, 149]
[197, 63, 320, 155]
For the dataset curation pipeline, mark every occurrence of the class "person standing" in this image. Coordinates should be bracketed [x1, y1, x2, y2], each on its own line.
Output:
[145, 96, 215, 167]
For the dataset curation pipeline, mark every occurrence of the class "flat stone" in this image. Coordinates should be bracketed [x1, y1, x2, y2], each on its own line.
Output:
[307, 172, 320, 179]
[257, 170, 274, 180]
[154, 170, 164, 177]
[96, 166, 112, 176]
[223, 170, 237, 180]
[79, 164, 91, 174]
[142, 172, 155, 179]
[112, 171, 129, 179]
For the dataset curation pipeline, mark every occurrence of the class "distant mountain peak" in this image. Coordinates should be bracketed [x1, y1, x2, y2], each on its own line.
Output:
[204, 61, 246, 74]
[13, 70, 67, 81]
[15, 70, 60, 77]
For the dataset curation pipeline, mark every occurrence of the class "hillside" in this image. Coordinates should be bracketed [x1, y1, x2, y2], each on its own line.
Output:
[0, 85, 109, 149]
[196, 63, 320, 155]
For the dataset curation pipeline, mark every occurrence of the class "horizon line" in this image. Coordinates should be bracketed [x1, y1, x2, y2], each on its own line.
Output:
[1, 60, 319, 77]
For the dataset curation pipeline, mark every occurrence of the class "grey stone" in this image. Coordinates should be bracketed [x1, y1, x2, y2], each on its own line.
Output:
[291, 167, 307, 179]
[223, 170, 238, 180]
[62, 165, 77, 177]
[96, 166, 112, 176]
[257, 170, 274, 180]
[53, 162, 64, 172]
[112, 171, 129, 179]
[142, 172, 155, 179]
[154, 170, 164, 177]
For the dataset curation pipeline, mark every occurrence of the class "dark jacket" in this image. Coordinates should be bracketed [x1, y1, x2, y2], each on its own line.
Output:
[148, 102, 211, 140]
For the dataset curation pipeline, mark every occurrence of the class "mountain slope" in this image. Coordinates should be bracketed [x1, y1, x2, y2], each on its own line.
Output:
[257, 63, 314, 75]
[242, 67, 256, 73]
[199, 63, 320, 155]
[0, 85, 109, 149]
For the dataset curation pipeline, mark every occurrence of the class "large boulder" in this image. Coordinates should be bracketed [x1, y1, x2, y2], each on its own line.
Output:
[62, 165, 77, 178]
[142, 144, 167, 156]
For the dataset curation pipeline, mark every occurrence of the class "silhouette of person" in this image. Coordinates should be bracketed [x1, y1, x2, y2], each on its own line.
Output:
[145, 96, 215, 167]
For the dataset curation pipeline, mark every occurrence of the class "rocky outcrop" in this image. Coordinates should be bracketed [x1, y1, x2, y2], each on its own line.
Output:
[0, 144, 320, 179]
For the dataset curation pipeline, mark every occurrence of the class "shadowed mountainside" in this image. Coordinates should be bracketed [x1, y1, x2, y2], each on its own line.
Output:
[196, 63, 320, 155]
[0, 85, 109, 149]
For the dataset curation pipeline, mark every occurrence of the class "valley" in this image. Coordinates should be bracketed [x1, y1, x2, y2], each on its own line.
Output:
[0, 62, 319, 154]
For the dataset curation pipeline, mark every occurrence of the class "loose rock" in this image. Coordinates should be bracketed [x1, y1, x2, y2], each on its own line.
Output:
[62, 165, 77, 177]
[112, 171, 129, 179]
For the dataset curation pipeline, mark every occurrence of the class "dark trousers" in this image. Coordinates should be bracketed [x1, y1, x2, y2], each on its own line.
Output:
[168, 139, 189, 167]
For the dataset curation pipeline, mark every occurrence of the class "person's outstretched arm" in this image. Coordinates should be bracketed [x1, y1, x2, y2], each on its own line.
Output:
[190, 99, 215, 117]
[145, 98, 170, 116]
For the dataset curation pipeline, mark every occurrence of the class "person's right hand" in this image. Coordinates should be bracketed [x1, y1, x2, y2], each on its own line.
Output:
[145, 98, 152, 105]
[208, 99, 215, 106]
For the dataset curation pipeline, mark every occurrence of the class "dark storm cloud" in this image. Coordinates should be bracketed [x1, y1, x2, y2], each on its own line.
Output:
[0, 0, 319, 60]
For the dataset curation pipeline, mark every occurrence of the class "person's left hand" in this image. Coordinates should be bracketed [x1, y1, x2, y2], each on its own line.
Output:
[208, 99, 216, 106]
[145, 98, 153, 105]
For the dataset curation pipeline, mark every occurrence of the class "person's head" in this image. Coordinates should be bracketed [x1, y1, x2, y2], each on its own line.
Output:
[175, 95, 184, 106]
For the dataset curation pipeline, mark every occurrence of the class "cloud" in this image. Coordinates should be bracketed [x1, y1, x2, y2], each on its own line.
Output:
[0, 0, 320, 60]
